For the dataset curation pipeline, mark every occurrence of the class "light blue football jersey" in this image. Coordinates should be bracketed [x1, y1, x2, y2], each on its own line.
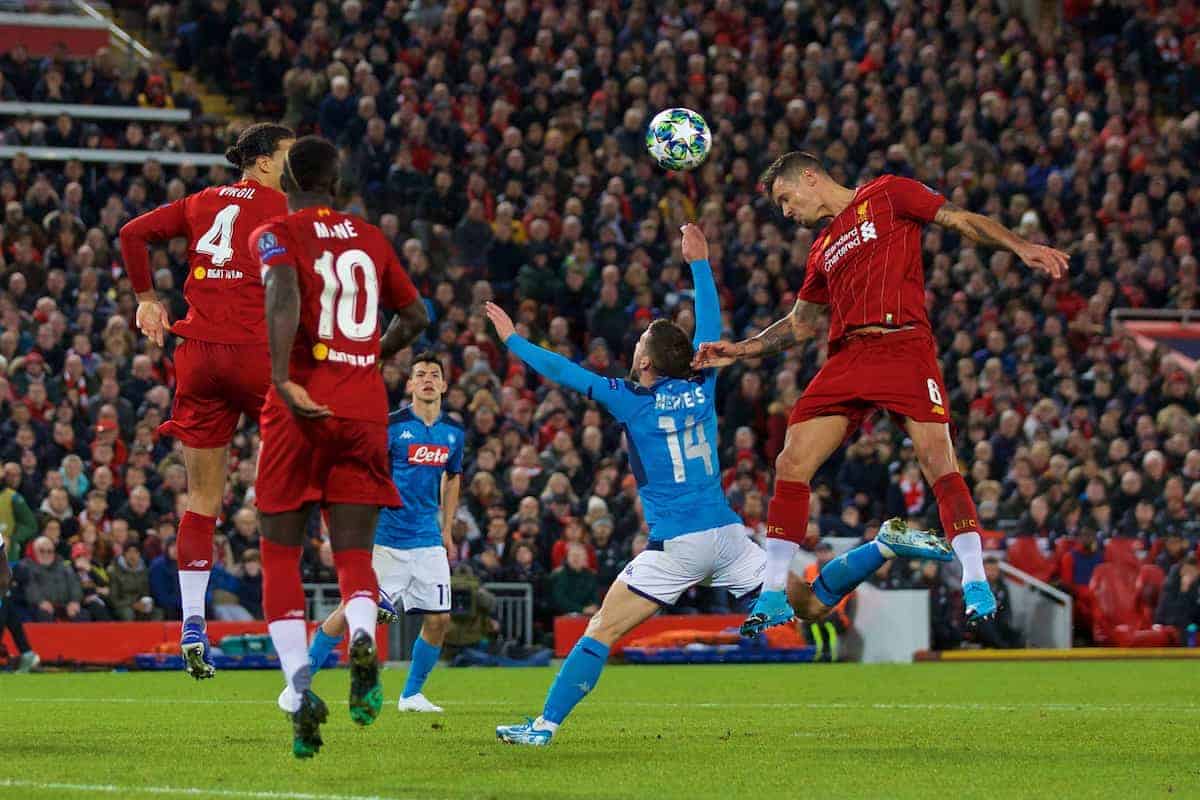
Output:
[505, 259, 741, 541]
[374, 407, 464, 550]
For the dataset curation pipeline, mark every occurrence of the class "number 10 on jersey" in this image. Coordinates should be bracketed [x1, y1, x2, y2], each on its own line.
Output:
[658, 415, 714, 483]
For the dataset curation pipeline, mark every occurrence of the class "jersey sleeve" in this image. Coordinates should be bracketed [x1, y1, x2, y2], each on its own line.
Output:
[118, 199, 189, 293]
[506, 335, 646, 421]
[797, 241, 830, 305]
[251, 221, 296, 276]
[447, 430, 464, 475]
[689, 259, 721, 348]
[888, 175, 946, 223]
[380, 239, 420, 310]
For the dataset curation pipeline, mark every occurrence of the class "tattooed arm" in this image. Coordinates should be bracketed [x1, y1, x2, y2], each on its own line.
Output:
[692, 299, 826, 368]
[934, 202, 1069, 279]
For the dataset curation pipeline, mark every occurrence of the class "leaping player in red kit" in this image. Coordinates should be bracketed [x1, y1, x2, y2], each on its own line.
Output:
[693, 152, 1069, 635]
[119, 123, 294, 679]
[251, 136, 428, 758]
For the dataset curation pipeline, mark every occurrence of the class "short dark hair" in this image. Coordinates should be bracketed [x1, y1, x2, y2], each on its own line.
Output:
[411, 350, 443, 377]
[281, 135, 339, 196]
[759, 151, 826, 197]
[644, 319, 694, 379]
[224, 122, 293, 170]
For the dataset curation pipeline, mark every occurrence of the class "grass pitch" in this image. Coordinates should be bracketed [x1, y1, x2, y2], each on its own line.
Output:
[1, 661, 1196, 799]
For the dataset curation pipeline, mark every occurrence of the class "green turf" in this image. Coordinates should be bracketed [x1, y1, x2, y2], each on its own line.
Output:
[2, 662, 1197, 799]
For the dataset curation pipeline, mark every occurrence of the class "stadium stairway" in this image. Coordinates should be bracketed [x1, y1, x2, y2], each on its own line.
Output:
[93, 1, 240, 122]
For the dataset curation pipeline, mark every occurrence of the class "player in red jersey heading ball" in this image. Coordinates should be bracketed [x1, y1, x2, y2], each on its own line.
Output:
[251, 136, 428, 758]
[119, 123, 294, 679]
[693, 152, 1069, 634]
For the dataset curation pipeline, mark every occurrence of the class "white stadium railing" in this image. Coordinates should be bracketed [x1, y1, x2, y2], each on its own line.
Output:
[0, 145, 229, 166]
[999, 562, 1073, 649]
[0, 101, 191, 123]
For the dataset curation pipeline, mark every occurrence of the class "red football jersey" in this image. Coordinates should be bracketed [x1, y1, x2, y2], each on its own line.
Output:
[251, 206, 420, 422]
[119, 180, 288, 345]
[798, 174, 945, 344]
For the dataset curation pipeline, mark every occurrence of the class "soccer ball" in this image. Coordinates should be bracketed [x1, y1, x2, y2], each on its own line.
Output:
[645, 108, 711, 171]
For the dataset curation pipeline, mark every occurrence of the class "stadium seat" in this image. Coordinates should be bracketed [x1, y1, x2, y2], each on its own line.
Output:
[1006, 538, 1055, 583]
[1087, 563, 1140, 645]
[1104, 537, 1142, 571]
[1135, 564, 1165, 627]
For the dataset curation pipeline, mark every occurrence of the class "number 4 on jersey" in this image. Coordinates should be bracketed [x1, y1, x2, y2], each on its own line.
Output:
[196, 204, 241, 266]
[658, 415, 714, 483]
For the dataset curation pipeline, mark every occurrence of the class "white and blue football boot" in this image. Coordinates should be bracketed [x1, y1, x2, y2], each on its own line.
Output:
[496, 717, 555, 746]
[875, 518, 954, 562]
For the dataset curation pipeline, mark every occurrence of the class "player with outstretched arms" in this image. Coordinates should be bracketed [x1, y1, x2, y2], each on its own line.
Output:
[491, 224, 953, 746]
[693, 152, 1069, 636]
[281, 351, 463, 714]
[119, 123, 294, 680]
[251, 136, 429, 758]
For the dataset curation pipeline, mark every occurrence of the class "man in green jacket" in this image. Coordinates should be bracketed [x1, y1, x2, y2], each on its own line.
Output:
[109, 545, 163, 621]
[0, 484, 37, 556]
[547, 543, 598, 616]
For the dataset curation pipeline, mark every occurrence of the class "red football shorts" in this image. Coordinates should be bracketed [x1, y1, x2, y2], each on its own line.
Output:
[789, 328, 950, 435]
[255, 392, 402, 514]
[159, 338, 270, 449]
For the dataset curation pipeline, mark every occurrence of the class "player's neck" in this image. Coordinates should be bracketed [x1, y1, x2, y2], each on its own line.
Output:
[822, 183, 859, 219]
[636, 370, 659, 388]
[410, 398, 442, 425]
[287, 192, 333, 211]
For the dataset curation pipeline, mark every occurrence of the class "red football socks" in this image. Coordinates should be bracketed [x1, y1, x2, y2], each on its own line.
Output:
[932, 472, 980, 540]
[766, 480, 811, 545]
[261, 538, 305, 623]
[176, 511, 217, 571]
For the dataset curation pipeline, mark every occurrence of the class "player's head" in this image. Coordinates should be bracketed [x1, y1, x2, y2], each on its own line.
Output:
[760, 151, 832, 226]
[280, 135, 340, 201]
[225, 123, 294, 190]
[630, 319, 693, 384]
[408, 351, 447, 404]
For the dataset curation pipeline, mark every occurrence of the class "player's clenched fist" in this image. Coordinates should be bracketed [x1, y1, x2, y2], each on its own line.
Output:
[484, 302, 516, 341]
[680, 223, 708, 263]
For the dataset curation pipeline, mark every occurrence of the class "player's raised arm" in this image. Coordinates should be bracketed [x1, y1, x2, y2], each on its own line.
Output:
[692, 297, 825, 369]
[119, 200, 187, 346]
[680, 224, 721, 348]
[485, 302, 641, 420]
[933, 202, 1068, 280]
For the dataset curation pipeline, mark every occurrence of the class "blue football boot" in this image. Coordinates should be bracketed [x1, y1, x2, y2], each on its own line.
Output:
[180, 615, 215, 680]
[739, 589, 795, 637]
[963, 581, 998, 624]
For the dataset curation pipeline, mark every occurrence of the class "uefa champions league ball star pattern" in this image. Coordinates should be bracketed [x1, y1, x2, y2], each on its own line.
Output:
[646, 108, 712, 171]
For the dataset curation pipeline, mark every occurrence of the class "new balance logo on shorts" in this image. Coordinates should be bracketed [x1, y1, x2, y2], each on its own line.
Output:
[408, 444, 450, 466]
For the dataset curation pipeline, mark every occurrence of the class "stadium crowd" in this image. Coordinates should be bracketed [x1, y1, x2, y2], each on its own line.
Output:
[2, 0, 1200, 653]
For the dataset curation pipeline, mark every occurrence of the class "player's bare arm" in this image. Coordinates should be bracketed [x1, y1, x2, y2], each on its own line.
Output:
[933, 202, 1068, 279]
[263, 262, 331, 418]
[441, 472, 461, 552]
[692, 298, 825, 368]
[380, 300, 430, 360]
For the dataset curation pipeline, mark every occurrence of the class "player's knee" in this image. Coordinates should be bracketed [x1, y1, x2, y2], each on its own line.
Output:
[774, 445, 815, 483]
[583, 609, 622, 646]
[421, 612, 450, 640]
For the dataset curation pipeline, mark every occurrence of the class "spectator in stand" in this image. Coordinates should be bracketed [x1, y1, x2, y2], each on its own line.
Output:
[148, 536, 181, 620]
[921, 560, 963, 652]
[23, 535, 85, 621]
[1059, 527, 1105, 643]
[1154, 554, 1200, 641]
[976, 557, 1024, 649]
[109, 543, 161, 621]
[548, 542, 598, 617]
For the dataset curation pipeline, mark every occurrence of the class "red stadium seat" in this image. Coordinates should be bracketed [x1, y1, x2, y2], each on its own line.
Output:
[1105, 537, 1142, 570]
[1006, 538, 1055, 583]
[1088, 563, 1140, 645]
[1135, 564, 1165, 627]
